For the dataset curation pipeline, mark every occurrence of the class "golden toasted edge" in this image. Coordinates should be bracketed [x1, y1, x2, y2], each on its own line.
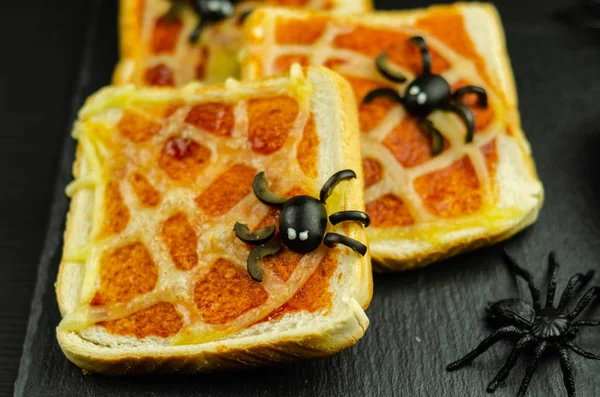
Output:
[56, 68, 371, 374]
[112, 0, 143, 85]
[56, 144, 82, 316]
[322, 68, 373, 309]
[57, 301, 367, 375]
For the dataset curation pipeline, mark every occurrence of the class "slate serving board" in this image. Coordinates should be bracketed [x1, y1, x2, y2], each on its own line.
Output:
[14, 0, 600, 396]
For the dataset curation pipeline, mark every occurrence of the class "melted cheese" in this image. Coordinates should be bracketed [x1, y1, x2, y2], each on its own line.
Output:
[60, 76, 344, 343]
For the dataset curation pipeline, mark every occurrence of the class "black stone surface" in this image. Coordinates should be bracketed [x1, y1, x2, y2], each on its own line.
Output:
[5, 0, 600, 396]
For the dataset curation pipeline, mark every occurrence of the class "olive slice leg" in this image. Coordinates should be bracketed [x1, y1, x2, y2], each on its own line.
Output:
[319, 170, 357, 203]
[252, 172, 286, 207]
[323, 233, 367, 256]
[362, 88, 403, 105]
[445, 102, 476, 144]
[452, 85, 488, 108]
[237, 9, 253, 24]
[329, 211, 371, 228]
[409, 36, 432, 75]
[189, 19, 206, 43]
[234, 222, 276, 245]
[247, 241, 282, 282]
[375, 52, 408, 83]
[166, 0, 186, 21]
[417, 119, 445, 156]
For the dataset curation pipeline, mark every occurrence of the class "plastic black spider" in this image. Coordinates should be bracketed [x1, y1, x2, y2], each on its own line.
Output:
[166, 0, 237, 43]
[362, 36, 489, 156]
[234, 170, 370, 282]
[447, 250, 600, 397]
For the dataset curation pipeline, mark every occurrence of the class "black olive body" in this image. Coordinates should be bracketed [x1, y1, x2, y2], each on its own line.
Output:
[279, 196, 327, 253]
[403, 74, 451, 117]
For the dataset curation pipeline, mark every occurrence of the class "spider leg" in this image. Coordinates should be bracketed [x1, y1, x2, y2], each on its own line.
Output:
[567, 341, 600, 360]
[486, 335, 535, 392]
[320, 170, 357, 203]
[572, 320, 600, 326]
[557, 270, 595, 313]
[375, 53, 408, 83]
[446, 326, 525, 371]
[409, 36, 432, 75]
[247, 241, 282, 282]
[451, 85, 488, 108]
[233, 222, 276, 245]
[558, 347, 576, 397]
[252, 172, 286, 207]
[417, 119, 445, 156]
[329, 211, 371, 228]
[362, 88, 403, 105]
[166, 0, 186, 21]
[516, 341, 548, 397]
[502, 249, 542, 311]
[444, 101, 475, 144]
[323, 233, 367, 256]
[567, 286, 600, 321]
[189, 19, 206, 44]
[545, 251, 559, 308]
[237, 9, 253, 25]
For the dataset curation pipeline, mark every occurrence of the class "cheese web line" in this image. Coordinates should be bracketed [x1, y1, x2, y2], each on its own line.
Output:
[248, 13, 518, 230]
[61, 80, 342, 343]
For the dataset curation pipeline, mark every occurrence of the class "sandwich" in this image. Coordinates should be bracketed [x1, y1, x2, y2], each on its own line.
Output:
[113, 0, 372, 86]
[56, 66, 372, 374]
[241, 2, 544, 271]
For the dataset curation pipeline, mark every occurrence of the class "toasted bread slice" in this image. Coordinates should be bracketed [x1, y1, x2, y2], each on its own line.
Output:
[56, 66, 372, 374]
[241, 3, 544, 271]
[113, 0, 372, 86]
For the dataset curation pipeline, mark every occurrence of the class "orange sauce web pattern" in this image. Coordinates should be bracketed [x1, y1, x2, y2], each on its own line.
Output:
[92, 242, 158, 306]
[119, 0, 363, 86]
[194, 259, 269, 325]
[100, 302, 184, 338]
[77, 89, 340, 340]
[245, 8, 506, 229]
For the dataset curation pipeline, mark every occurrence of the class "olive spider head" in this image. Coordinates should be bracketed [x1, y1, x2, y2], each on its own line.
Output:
[486, 298, 535, 328]
[279, 196, 327, 253]
[403, 74, 451, 117]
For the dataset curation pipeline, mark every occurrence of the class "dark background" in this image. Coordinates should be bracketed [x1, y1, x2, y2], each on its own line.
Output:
[3, 0, 600, 396]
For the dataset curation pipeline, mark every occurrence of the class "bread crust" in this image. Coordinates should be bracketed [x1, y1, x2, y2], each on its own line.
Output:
[56, 67, 371, 374]
[241, 3, 544, 271]
[58, 300, 367, 375]
[112, 0, 144, 85]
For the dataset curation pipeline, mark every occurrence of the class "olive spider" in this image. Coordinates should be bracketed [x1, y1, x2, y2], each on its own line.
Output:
[362, 36, 489, 156]
[166, 0, 237, 43]
[447, 250, 600, 397]
[234, 170, 370, 282]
